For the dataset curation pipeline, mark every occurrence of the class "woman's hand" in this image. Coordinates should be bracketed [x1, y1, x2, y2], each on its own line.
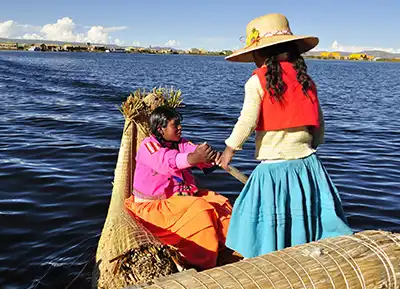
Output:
[187, 142, 215, 165]
[219, 146, 235, 171]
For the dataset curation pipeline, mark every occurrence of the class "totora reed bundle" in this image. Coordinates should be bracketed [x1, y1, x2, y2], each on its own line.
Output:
[92, 88, 184, 289]
[119, 87, 183, 147]
[126, 230, 400, 289]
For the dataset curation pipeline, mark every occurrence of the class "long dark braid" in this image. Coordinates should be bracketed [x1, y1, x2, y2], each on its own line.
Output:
[265, 56, 286, 102]
[293, 55, 313, 96]
[259, 42, 314, 102]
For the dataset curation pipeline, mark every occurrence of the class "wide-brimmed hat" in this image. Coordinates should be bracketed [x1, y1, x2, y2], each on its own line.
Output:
[225, 13, 319, 62]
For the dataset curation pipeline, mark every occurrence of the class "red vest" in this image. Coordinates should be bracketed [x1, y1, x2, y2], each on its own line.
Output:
[254, 62, 320, 131]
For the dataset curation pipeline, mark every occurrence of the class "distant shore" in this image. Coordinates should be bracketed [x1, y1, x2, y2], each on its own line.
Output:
[1, 41, 400, 62]
[0, 41, 232, 57]
[0, 48, 231, 57]
[304, 55, 400, 62]
[304, 51, 400, 62]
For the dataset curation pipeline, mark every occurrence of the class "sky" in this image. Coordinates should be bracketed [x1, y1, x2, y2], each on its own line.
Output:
[1, 0, 400, 53]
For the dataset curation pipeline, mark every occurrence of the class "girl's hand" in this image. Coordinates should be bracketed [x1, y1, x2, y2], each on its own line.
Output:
[188, 142, 215, 165]
[220, 146, 235, 171]
[214, 151, 223, 166]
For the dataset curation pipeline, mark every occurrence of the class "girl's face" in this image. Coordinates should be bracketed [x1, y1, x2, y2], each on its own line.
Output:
[160, 118, 182, 142]
[252, 51, 265, 68]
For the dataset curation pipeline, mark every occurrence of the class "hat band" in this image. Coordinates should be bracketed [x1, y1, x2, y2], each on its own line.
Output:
[243, 29, 293, 48]
[263, 29, 293, 37]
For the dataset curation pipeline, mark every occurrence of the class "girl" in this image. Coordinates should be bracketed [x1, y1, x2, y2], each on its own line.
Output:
[125, 106, 232, 269]
[219, 13, 353, 258]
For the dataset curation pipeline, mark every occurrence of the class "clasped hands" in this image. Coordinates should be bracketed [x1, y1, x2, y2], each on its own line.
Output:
[188, 142, 235, 171]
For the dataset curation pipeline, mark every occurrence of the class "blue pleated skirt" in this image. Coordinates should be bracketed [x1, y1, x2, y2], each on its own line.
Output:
[225, 153, 353, 258]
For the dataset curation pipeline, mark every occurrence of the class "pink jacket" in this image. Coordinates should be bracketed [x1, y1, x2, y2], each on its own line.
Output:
[133, 136, 213, 200]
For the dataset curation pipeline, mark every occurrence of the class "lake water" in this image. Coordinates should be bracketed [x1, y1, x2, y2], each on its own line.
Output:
[0, 51, 399, 288]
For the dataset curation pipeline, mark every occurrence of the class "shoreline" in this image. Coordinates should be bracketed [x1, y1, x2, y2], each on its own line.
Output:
[0, 48, 230, 57]
[1, 49, 400, 62]
[304, 56, 400, 62]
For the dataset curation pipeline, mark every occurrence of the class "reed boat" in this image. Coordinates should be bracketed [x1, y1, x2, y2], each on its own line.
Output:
[92, 88, 400, 289]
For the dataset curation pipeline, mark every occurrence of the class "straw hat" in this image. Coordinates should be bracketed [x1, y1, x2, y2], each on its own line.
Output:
[225, 13, 319, 62]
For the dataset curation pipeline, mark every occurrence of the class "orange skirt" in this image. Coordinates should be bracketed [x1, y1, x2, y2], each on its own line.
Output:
[125, 190, 232, 270]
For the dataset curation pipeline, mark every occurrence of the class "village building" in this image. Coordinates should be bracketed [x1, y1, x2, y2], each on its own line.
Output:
[0, 42, 18, 50]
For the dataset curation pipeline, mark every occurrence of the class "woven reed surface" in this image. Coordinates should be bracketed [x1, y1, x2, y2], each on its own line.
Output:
[126, 230, 400, 289]
[92, 121, 163, 289]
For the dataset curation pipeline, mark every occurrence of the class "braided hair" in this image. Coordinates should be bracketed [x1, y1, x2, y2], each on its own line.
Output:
[149, 106, 182, 150]
[257, 42, 314, 102]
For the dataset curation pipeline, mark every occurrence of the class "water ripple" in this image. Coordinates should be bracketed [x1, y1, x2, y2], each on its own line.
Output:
[0, 52, 399, 288]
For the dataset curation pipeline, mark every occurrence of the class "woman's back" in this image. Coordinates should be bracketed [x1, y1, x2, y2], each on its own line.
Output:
[255, 127, 314, 160]
[225, 63, 325, 160]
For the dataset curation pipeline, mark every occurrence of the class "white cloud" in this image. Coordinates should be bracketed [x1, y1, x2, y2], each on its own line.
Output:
[41, 17, 85, 42]
[114, 38, 124, 46]
[332, 40, 400, 53]
[86, 25, 110, 44]
[165, 40, 180, 47]
[22, 33, 44, 40]
[104, 26, 128, 33]
[0, 20, 17, 38]
[314, 40, 400, 54]
[0, 20, 40, 38]
[132, 41, 141, 47]
[0, 17, 127, 45]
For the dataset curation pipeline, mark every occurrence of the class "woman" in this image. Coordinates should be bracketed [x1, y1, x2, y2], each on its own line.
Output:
[218, 13, 353, 258]
[125, 106, 232, 269]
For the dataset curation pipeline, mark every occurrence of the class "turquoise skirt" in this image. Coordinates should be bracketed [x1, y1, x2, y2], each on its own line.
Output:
[225, 153, 353, 258]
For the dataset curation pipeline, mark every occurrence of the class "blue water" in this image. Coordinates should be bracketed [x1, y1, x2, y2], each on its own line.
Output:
[0, 51, 399, 288]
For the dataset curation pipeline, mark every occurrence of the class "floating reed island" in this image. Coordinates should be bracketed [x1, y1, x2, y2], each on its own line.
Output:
[92, 88, 400, 289]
